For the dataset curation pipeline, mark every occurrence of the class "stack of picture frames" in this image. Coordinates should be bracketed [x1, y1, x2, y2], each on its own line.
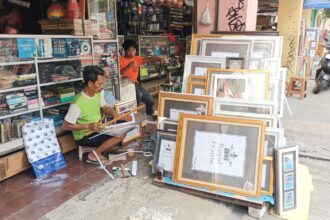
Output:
[151, 34, 298, 216]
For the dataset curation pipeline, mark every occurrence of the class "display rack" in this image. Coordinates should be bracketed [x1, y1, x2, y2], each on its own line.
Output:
[0, 35, 95, 158]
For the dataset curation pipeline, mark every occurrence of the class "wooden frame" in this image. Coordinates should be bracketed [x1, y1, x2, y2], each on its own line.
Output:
[190, 34, 223, 55]
[158, 118, 178, 132]
[309, 58, 321, 79]
[157, 91, 214, 123]
[173, 114, 266, 198]
[115, 99, 137, 114]
[211, 71, 269, 101]
[182, 55, 225, 92]
[214, 99, 276, 116]
[261, 157, 274, 196]
[200, 39, 252, 58]
[122, 124, 141, 145]
[275, 145, 299, 215]
[306, 28, 319, 41]
[187, 82, 207, 95]
[152, 130, 177, 177]
[215, 113, 278, 128]
[188, 75, 207, 83]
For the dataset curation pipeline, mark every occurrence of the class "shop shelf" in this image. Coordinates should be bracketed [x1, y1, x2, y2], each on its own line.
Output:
[0, 84, 38, 94]
[39, 77, 83, 87]
[0, 138, 24, 157]
[41, 101, 71, 110]
[0, 60, 35, 66]
[0, 108, 40, 120]
[37, 56, 92, 63]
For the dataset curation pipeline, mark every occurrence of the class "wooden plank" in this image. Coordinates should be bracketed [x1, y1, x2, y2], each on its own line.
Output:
[0, 150, 30, 181]
[58, 133, 77, 154]
[152, 179, 264, 209]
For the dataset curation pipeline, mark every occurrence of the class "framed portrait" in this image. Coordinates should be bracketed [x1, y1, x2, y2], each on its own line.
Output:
[188, 82, 206, 96]
[212, 72, 269, 101]
[264, 58, 281, 79]
[115, 99, 137, 114]
[261, 157, 274, 196]
[158, 118, 178, 132]
[309, 58, 321, 79]
[173, 114, 266, 197]
[122, 125, 141, 145]
[152, 130, 177, 177]
[183, 55, 225, 92]
[274, 145, 299, 215]
[226, 57, 245, 69]
[200, 39, 252, 59]
[264, 128, 284, 157]
[157, 91, 214, 123]
[306, 28, 319, 41]
[214, 99, 276, 116]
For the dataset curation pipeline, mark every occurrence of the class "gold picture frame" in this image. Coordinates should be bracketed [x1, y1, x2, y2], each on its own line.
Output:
[173, 114, 266, 198]
[157, 91, 214, 123]
[187, 82, 207, 95]
[261, 156, 274, 196]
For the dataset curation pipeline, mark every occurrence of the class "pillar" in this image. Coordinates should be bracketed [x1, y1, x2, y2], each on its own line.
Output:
[277, 0, 304, 79]
[196, 0, 258, 34]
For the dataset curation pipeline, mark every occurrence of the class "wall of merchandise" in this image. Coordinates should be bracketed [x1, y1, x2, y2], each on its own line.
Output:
[0, 35, 120, 157]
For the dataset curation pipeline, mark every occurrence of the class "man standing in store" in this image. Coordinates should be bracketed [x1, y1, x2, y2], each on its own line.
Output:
[62, 66, 125, 165]
[120, 40, 165, 117]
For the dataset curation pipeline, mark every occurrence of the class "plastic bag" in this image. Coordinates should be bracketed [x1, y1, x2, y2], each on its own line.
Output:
[200, 0, 211, 26]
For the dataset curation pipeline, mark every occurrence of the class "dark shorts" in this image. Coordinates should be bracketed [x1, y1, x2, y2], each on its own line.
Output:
[75, 133, 112, 148]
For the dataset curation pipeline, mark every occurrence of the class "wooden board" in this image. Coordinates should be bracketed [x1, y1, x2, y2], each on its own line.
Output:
[152, 179, 265, 209]
[0, 150, 30, 181]
[58, 133, 77, 154]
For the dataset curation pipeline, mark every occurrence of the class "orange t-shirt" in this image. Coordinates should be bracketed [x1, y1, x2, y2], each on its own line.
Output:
[120, 56, 143, 83]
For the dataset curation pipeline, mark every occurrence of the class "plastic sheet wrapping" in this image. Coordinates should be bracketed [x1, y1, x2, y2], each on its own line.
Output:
[22, 118, 66, 179]
[173, 114, 266, 198]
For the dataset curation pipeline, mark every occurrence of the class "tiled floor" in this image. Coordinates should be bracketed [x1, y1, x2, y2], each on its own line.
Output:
[0, 150, 111, 220]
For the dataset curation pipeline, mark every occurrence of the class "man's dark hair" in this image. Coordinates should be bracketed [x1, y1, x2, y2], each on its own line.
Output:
[122, 40, 137, 51]
[82, 66, 105, 86]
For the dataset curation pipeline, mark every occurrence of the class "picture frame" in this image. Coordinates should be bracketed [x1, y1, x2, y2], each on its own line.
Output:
[269, 79, 279, 114]
[206, 69, 270, 100]
[248, 58, 265, 70]
[115, 99, 137, 114]
[158, 118, 178, 132]
[309, 58, 321, 79]
[157, 91, 214, 123]
[190, 34, 223, 55]
[152, 130, 177, 177]
[309, 40, 317, 49]
[251, 40, 275, 59]
[215, 111, 278, 128]
[278, 68, 287, 117]
[214, 99, 276, 116]
[306, 28, 319, 41]
[261, 157, 274, 196]
[264, 128, 284, 157]
[182, 55, 225, 92]
[188, 75, 207, 83]
[274, 145, 299, 215]
[226, 57, 245, 69]
[122, 124, 141, 145]
[187, 82, 207, 96]
[212, 72, 269, 101]
[173, 114, 266, 197]
[200, 39, 252, 59]
[264, 58, 281, 79]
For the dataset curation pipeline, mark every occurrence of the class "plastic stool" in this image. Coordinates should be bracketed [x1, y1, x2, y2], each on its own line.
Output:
[286, 76, 307, 99]
[78, 146, 96, 161]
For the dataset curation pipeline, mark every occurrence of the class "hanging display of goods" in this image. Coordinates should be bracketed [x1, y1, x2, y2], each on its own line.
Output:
[47, 1, 66, 19]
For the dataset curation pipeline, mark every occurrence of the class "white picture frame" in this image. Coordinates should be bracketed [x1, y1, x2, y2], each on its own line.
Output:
[182, 55, 225, 92]
[264, 127, 284, 157]
[275, 145, 299, 215]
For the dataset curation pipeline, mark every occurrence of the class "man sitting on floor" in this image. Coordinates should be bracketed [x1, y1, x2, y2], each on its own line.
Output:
[62, 66, 125, 165]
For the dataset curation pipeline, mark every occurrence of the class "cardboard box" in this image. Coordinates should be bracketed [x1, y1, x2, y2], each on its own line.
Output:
[39, 19, 84, 35]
